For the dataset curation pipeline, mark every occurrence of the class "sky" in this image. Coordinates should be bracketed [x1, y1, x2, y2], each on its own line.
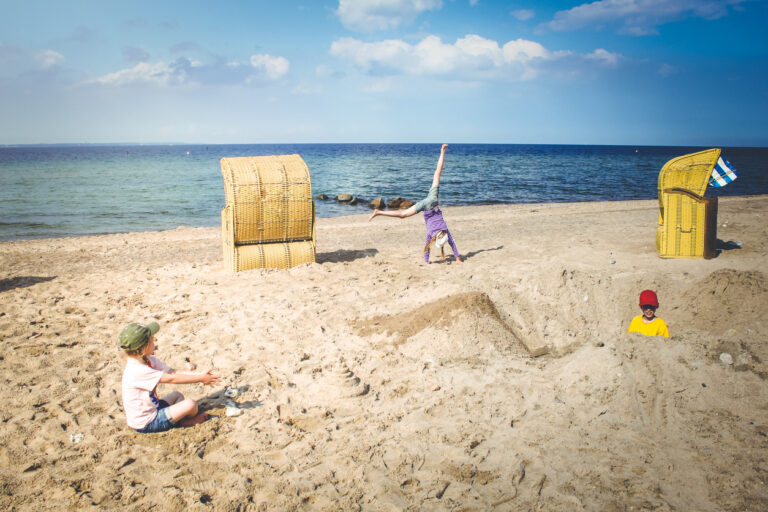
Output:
[1, 0, 766, 146]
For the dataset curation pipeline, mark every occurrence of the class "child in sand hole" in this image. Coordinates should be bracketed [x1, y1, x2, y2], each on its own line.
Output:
[119, 321, 221, 433]
[627, 290, 669, 338]
[369, 144, 462, 264]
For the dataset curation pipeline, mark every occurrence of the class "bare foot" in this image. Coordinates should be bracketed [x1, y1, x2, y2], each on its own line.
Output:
[179, 413, 210, 427]
[456, 257, 463, 264]
[368, 209, 380, 222]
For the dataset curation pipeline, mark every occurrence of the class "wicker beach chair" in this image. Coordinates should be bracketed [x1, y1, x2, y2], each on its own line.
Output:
[655, 149, 719, 259]
[220, 155, 316, 271]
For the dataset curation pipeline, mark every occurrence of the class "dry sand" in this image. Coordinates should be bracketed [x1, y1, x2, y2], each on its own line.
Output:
[1, 196, 767, 511]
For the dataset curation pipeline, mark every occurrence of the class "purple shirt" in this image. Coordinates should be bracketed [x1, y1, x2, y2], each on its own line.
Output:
[423, 208, 459, 262]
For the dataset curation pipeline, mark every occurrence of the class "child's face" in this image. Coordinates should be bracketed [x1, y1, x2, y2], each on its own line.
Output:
[144, 335, 156, 356]
[641, 305, 657, 319]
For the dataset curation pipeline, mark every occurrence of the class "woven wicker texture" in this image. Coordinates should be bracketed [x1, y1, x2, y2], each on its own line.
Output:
[230, 241, 316, 271]
[655, 149, 719, 259]
[656, 192, 717, 259]
[220, 155, 316, 271]
[221, 154, 314, 244]
[657, 148, 720, 205]
[221, 205, 316, 271]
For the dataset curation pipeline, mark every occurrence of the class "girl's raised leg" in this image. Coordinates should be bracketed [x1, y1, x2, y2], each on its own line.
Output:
[368, 204, 418, 221]
[430, 144, 448, 188]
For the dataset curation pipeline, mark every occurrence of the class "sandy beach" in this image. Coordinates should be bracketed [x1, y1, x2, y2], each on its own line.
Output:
[1, 195, 767, 511]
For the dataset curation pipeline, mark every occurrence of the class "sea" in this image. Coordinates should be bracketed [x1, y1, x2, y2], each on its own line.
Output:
[1, 143, 766, 241]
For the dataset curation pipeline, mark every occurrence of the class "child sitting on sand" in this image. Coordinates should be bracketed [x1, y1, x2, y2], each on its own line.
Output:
[119, 321, 221, 433]
[369, 144, 462, 264]
[627, 290, 669, 338]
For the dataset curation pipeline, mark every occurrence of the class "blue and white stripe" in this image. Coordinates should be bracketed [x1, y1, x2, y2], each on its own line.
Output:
[709, 156, 738, 187]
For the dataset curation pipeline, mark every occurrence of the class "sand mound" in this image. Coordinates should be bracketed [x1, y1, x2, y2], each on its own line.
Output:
[353, 291, 525, 354]
[673, 269, 768, 334]
[354, 291, 502, 340]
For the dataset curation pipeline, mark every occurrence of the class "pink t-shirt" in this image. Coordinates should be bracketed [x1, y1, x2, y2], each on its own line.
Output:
[121, 355, 172, 429]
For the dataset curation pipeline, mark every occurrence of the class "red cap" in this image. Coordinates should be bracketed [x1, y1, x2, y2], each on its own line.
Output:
[639, 290, 659, 308]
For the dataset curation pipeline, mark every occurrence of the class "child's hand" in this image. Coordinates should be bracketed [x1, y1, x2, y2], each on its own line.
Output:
[441, 144, 448, 152]
[199, 369, 221, 386]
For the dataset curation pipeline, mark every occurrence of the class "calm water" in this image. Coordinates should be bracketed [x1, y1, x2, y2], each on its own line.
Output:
[1, 144, 766, 241]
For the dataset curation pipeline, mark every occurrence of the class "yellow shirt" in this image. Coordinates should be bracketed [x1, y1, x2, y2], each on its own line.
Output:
[628, 315, 669, 337]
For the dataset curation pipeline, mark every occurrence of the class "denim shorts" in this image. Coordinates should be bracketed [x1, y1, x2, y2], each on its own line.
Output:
[413, 186, 439, 213]
[136, 400, 176, 433]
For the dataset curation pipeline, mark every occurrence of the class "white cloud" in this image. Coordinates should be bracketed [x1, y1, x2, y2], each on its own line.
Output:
[586, 48, 620, 67]
[469, 0, 479, 5]
[94, 53, 290, 87]
[330, 38, 410, 69]
[544, 0, 745, 35]
[331, 34, 606, 81]
[510, 9, 535, 21]
[250, 54, 290, 79]
[502, 39, 553, 63]
[336, 0, 442, 32]
[34, 49, 64, 69]
[96, 61, 183, 86]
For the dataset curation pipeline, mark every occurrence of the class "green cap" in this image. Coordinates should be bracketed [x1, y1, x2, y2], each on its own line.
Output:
[118, 322, 159, 351]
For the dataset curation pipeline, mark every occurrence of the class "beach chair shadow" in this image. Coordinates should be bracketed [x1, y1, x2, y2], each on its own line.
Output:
[0, 275, 56, 293]
[317, 248, 378, 263]
[716, 239, 742, 255]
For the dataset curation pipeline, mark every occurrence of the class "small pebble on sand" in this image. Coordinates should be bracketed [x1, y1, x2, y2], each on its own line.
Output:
[226, 406, 243, 417]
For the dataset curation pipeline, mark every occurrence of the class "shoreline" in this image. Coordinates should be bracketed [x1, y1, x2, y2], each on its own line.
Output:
[2, 194, 766, 244]
[1, 195, 767, 509]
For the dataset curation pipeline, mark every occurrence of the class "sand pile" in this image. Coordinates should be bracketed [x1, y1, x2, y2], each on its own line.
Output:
[354, 291, 526, 359]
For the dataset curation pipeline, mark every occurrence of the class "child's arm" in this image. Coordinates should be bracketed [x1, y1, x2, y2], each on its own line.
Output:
[160, 369, 221, 386]
[447, 232, 462, 263]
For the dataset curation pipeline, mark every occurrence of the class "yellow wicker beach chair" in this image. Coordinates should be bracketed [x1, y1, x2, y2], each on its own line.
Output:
[655, 149, 719, 259]
[220, 155, 316, 271]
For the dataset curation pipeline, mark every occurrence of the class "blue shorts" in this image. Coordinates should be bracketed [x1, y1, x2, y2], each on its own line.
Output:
[136, 400, 176, 433]
[413, 186, 439, 213]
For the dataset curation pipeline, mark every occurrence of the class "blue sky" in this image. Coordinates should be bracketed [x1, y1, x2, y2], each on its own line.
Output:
[1, 0, 766, 145]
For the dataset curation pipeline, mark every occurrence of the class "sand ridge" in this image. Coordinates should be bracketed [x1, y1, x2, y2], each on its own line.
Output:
[1, 196, 767, 510]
